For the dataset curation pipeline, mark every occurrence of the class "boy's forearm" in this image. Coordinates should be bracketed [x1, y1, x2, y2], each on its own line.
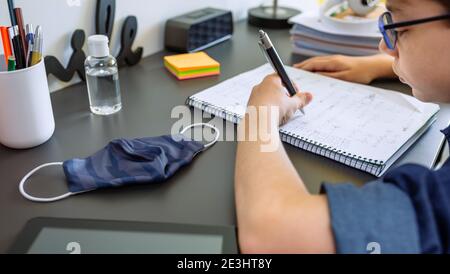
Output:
[235, 113, 336, 253]
[235, 113, 310, 250]
[235, 113, 309, 205]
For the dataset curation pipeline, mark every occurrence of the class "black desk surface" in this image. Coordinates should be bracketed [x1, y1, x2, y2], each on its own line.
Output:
[1, 20, 449, 253]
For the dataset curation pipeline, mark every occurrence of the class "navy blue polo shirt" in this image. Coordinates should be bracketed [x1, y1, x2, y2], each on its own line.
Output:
[322, 126, 450, 254]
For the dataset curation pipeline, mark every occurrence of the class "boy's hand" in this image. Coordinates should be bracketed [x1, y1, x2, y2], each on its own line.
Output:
[294, 54, 396, 84]
[248, 74, 313, 126]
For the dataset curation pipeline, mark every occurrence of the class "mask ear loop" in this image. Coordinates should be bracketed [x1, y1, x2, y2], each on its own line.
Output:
[19, 162, 75, 203]
[180, 123, 220, 150]
[20, 124, 219, 203]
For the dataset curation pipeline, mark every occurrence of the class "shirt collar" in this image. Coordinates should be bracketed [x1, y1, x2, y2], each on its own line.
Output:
[441, 124, 450, 144]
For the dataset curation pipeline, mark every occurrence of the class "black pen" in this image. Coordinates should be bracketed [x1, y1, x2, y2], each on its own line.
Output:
[9, 26, 25, 69]
[258, 30, 305, 115]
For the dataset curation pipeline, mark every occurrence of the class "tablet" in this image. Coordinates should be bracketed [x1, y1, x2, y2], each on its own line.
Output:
[9, 218, 238, 254]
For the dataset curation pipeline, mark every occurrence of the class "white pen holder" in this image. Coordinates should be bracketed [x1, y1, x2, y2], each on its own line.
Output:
[0, 57, 55, 149]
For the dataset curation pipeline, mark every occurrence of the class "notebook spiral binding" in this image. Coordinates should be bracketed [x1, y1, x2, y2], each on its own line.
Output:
[278, 129, 384, 177]
[187, 97, 242, 124]
[187, 96, 385, 177]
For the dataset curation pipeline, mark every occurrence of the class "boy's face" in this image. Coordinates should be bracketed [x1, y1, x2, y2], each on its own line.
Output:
[380, 0, 450, 103]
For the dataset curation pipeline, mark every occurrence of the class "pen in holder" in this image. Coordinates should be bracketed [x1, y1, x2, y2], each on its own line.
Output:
[0, 56, 55, 149]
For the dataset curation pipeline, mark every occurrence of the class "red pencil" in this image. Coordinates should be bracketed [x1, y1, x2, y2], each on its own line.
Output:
[0, 26, 13, 65]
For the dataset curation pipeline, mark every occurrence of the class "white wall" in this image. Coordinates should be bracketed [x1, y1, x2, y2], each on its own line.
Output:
[0, 0, 318, 92]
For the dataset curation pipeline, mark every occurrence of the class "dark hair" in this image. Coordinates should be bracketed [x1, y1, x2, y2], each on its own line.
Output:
[437, 0, 450, 12]
[435, 0, 450, 27]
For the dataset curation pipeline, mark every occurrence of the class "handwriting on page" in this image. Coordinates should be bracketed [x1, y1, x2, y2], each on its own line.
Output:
[282, 67, 434, 162]
[192, 64, 438, 162]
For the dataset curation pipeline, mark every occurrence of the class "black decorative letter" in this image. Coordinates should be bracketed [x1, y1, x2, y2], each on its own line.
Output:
[45, 29, 87, 82]
[96, 0, 116, 42]
[44, 0, 143, 83]
[117, 16, 143, 67]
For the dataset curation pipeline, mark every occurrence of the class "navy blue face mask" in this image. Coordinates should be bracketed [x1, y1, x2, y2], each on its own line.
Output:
[19, 124, 220, 203]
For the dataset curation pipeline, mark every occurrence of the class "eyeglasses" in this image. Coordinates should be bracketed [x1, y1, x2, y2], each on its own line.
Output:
[378, 11, 450, 50]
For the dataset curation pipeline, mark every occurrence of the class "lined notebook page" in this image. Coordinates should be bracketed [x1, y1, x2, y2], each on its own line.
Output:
[189, 64, 440, 163]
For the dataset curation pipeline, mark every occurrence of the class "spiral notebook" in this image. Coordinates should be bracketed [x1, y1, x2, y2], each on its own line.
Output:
[186, 64, 440, 177]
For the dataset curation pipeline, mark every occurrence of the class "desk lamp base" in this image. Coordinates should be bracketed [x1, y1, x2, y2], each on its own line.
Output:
[248, 6, 301, 29]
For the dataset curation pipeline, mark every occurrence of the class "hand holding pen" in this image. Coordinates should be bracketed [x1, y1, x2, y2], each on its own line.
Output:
[248, 74, 313, 126]
[258, 30, 306, 115]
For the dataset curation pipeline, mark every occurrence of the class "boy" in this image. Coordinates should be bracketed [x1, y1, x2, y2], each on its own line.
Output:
[235, 0, 450, 254]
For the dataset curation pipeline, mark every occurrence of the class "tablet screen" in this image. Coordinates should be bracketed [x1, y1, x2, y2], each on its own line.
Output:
[9, 218, 237, 254]
[28, 227, 224, 254]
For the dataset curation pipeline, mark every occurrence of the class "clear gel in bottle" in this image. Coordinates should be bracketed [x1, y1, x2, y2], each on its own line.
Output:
[85, 35, 122, 116]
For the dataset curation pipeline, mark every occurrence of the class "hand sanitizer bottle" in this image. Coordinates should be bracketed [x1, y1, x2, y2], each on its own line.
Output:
[85, 35, 122, 116]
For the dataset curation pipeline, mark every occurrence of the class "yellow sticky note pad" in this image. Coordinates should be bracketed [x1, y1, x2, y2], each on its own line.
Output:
[164, 52, 221, 80]
[164, 52, 220, 71]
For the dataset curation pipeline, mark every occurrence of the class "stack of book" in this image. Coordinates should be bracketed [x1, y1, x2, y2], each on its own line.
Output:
[288, 13, 382, 56]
